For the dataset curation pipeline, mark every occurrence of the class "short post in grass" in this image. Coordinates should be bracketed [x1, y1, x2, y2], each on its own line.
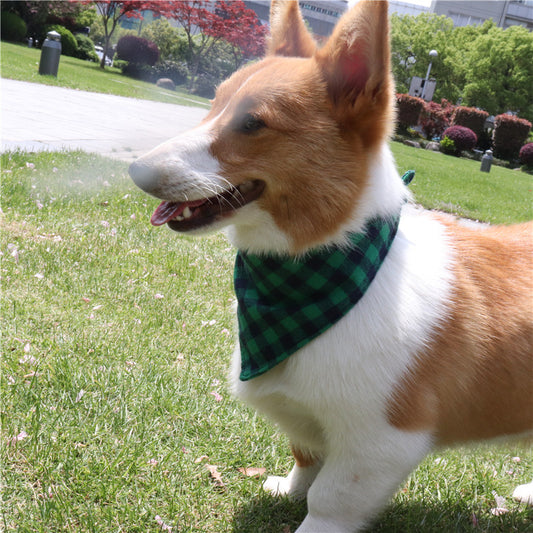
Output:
[480, 149, 493, 173]
[39, 31, 61, 77]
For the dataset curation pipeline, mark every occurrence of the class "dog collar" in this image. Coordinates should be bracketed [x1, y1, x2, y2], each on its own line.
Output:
[234, 171, 413, 381]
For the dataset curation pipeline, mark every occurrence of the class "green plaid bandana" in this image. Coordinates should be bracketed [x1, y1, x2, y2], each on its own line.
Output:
[234, 171, 414, 381]
[234, 215, 399, 380]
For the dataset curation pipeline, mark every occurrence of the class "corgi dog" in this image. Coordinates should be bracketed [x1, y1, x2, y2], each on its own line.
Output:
[129, 1, 533, 531]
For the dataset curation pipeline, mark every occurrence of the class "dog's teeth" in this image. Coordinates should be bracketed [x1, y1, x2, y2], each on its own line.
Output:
[183, 207, 192, 219]
[239, 181, 254, 194]
[176, 215, 184, 221]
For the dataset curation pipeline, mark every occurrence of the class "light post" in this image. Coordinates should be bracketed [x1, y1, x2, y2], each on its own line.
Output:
[421, 49, 438, 100]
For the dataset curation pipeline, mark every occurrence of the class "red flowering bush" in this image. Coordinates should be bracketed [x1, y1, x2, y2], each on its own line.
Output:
[519, 143, 533, 168]
[116, 35, 159, 66]
[442, 125, 477, 154]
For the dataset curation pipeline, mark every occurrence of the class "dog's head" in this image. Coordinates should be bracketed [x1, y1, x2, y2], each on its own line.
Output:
[129, 0, 397, 255]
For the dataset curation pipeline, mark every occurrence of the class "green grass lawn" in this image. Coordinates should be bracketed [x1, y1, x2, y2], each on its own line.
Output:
[1, 41, 210, 108]
[1, 150, 532, 532]
[391, 142, 533, 224]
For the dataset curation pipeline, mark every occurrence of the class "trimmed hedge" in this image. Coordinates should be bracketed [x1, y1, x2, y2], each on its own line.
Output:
[493, 114, 532, 160]
[442, 125, 477, 154]
[116, 35, 159, 66]
[396, 94, 424, 130]
[452, 106, 488, 141]
[1, 11, 27, 42]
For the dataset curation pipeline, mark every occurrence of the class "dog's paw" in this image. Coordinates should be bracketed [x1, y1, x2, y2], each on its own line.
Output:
[263, 475, 292, 496]
[263, 475, 308, 500]
[513, 481, 533, 506]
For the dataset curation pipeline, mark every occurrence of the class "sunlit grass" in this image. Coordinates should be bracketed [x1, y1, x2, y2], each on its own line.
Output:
[392, 142, 533, 224]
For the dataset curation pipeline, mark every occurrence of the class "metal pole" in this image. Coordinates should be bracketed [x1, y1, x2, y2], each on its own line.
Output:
[421, 61, 433, 100]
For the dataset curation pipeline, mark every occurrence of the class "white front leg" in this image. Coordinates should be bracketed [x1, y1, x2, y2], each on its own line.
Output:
[294, 433, 431, 533]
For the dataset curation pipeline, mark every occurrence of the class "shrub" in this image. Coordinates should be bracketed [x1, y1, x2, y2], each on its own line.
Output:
[519, 143, 533, 169]
[43, 24, 78, 57]
[1, 11, 27, 42]
[440, 136, 456, 155]
[75, 34, 98, 62]
[442, 125, 477, 154]
[120, 62, 155, 82]
[493, 114, 532, 160]
[452, 106, 488, 141]
[419, 99, 455, 140]
[192, 72, 218, 99]
[396, 94, 424, 131]
[152, 60, 188, 86]
[116, 35, 159, 66]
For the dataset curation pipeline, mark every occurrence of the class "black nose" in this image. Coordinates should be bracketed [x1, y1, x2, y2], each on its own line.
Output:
[128, 160, 157, 192]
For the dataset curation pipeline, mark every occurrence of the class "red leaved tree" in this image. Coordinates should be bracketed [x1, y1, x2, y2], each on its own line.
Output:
[78, 1, 174, 68]
[209, 1, 267, 70]
[166, 0, 266, 90]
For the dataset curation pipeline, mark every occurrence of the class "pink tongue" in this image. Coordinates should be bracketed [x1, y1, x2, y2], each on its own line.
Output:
[150, 199, 207, 226]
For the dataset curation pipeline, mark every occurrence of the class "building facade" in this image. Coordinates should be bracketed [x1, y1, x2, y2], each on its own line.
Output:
[244, 1, 348, 37]
[430, 0, 533, 29]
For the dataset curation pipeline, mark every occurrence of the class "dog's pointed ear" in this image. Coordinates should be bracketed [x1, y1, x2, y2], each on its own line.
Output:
[315, 0, 391, 108]
[268, 0, 316, 58]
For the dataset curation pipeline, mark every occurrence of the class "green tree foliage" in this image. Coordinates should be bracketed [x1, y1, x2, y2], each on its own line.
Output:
[462, 25, 533, 121]
[141, 19, 189, 62]
[390, 14, 457, 100]
[390, 14, 533, 122]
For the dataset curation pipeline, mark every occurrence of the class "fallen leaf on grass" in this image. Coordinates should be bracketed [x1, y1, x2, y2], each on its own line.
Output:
[155, 515, 173, 531]
[210, 391, 223, 402]
[238, 467, 266, 478]
[194, 455, 209, 463]
[9, 431, 28, 445]
[490, 491, 509, 515]
[206, 464, 226, 491]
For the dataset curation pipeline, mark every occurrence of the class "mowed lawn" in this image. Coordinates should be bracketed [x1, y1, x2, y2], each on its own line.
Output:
[1, 41, 210, 108]
[1, 147, 532, 533]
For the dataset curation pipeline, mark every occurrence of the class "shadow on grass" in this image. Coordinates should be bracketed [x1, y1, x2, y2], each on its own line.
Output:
[232, 493, 533, 533]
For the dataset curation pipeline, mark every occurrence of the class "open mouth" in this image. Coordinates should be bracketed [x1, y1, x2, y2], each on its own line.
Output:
[150, 180, 265, 232]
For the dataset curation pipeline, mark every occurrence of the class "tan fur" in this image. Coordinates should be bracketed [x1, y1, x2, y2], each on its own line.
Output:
[268, 0, 317, 58]
[388, 220, 533, 444]
[291, 445, 320, 468]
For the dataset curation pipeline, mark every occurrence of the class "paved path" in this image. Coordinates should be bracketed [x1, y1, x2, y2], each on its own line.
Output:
[1, 79, 208, 161]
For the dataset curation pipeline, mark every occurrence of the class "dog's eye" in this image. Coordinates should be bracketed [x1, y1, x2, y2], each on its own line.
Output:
[239, 114, 266, 134]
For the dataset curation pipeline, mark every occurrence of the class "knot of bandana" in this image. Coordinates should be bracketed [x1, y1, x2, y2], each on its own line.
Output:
[234, 171, 413, 381]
